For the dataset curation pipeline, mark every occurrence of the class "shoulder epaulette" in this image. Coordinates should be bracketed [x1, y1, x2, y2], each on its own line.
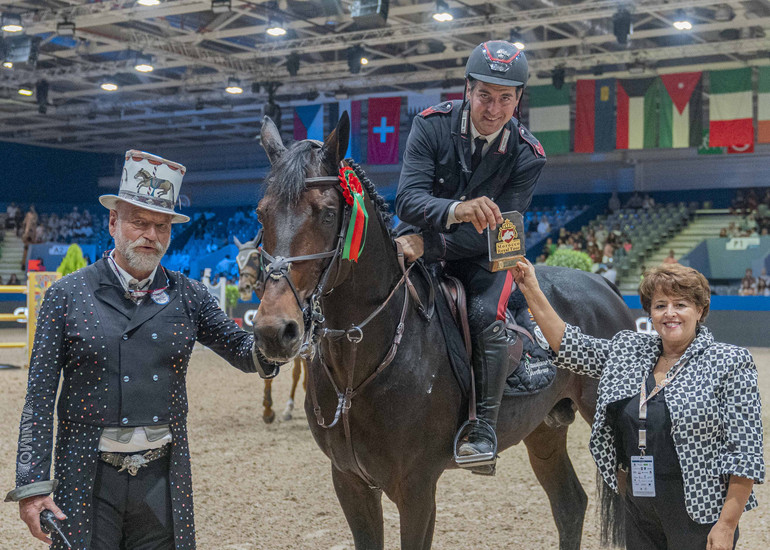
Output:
[518, 124, 546, 158]
[420, 101, 454, 118]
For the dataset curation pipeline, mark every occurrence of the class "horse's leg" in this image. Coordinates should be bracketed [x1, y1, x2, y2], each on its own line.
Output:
[281, 357, 302, 420]
[523, 422, 586, 550]
[332, 467, 384, 550]
[391, 473, 438, 550]
[301, 358, 307, 391]
[262, 379, 275, 424]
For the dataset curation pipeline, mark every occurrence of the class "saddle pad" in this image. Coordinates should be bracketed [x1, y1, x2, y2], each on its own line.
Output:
[503, 290, 557, 396]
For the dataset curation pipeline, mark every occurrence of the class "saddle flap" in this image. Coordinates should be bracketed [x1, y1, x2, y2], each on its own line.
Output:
[439, 275, 471, 363]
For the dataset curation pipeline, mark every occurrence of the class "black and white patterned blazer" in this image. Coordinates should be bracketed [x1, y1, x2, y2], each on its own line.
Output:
[554, 323, 765, 524]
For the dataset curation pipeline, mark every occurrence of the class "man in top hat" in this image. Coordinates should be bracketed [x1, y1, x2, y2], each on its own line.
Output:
[6, 150, 279, 549]
[394, 41, 546, 473]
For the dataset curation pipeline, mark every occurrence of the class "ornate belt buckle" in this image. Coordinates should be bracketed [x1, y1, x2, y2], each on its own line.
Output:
[118, 454, 148, 476]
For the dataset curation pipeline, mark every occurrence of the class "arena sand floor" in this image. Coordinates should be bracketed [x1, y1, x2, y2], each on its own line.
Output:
[1, 328, 768, 549]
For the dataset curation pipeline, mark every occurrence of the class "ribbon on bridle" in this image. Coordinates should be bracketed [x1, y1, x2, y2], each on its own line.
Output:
[338, 166, 369, 262]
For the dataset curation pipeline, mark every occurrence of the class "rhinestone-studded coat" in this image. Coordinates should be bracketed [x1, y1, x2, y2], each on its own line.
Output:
[554, 323, 765, 524]
[12, 258, 259, 549]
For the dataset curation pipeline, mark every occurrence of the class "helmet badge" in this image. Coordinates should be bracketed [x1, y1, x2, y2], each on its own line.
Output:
[482, 43, 519, 74]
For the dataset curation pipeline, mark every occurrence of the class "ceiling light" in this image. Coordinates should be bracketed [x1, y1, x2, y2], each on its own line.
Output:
[432, 0, 452, 22]
[360, 57, 369, 65]
[266, 19, 287, 36]
[134, 54, 154, 72]
[18, 86, 33, 96]
[225, 77, 243, 94]
[551, 67, 565, 90]
[509, 30, 525, 50]
[137, 0, 161, 5]
[56, 20, 76, 36]
[673, 11, 692, 31]
[211, 0, 231, 13]
[1, 13, 23, 33]
[347, 45, 365, 74]
[101, 82, 119, 91]
[286, 52, 300, 76]
[612, 8, 632, 45]
[2, 61, 12, 69]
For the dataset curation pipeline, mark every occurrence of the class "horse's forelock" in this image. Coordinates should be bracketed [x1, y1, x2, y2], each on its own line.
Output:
[265, 140, 324, 204]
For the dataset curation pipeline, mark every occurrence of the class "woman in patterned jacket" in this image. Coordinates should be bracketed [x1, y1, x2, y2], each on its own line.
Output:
[512, 260, 764, 550]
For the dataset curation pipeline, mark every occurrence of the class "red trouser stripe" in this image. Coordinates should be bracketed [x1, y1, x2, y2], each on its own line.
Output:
[495, 270, 514, 321]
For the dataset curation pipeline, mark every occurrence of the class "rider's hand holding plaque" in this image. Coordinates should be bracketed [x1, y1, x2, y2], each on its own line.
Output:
[488, 211, 526, 272]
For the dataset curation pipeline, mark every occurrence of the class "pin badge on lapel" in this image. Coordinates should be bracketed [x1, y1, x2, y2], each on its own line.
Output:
[151, 289, 169, 304]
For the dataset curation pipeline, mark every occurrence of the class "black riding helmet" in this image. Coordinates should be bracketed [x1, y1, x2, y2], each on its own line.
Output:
[465, 40, 528, 88]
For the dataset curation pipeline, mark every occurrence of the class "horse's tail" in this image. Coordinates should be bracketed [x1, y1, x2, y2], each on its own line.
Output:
[597, 471, 625, 548]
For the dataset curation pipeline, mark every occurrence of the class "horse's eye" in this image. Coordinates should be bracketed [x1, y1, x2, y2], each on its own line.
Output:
[322, 210, 336, 224]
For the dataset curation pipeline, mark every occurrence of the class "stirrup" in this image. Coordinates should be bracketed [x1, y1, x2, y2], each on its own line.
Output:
[453, 419, 498, 468]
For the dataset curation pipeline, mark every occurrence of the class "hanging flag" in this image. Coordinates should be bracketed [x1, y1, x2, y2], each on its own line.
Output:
[443, 92, 464, 101]
[709, 68, 753, 147]
[727, 143, 754, 154]
[758, 67, 770, 143]
[527, 84, 570, 154]
[293, 104, 323, 141]
[367, 96, 401, 164]
[574, 79, 615, 153]
[616, 78, 659, 150]
[697, 129, 724, 155]
[329, 100, 362, 162]
[659, 72, 702, 148]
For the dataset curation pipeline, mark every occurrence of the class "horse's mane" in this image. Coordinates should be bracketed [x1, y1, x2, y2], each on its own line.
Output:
[264, 139, 394, 235]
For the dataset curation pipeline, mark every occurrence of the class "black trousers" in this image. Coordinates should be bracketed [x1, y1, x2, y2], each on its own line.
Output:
[445, 261, 514, 336]
[624, 476, 739, 550]
[91, 454, 174, 550]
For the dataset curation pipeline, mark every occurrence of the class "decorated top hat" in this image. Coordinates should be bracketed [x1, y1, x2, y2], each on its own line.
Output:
[99, 150, 190, 223]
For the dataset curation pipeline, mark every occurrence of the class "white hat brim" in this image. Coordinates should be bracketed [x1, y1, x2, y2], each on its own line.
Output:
[99, 195, 190, 224]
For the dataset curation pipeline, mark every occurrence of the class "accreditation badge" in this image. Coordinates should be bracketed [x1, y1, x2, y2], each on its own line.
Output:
[151, 289, 170, 304]
[630, 455, 656, 497]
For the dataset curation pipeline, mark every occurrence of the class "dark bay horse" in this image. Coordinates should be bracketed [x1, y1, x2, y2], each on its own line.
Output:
[251, 113, 632, 549]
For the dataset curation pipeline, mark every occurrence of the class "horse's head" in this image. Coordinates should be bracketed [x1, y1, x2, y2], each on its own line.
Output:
[252, 113, 350, 362]
[234, 235, 262, 301]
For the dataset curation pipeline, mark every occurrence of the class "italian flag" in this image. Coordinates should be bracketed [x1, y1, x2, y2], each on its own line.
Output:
[709, 68, 753, 147]
[527, 84, 570, 154]
[616, 78, 659, 150]
[659, 72, 702, 148]
[759, 67, 770, 143]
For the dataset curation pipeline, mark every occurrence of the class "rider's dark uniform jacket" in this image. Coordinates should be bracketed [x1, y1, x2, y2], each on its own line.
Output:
[395, 100, 546, 269]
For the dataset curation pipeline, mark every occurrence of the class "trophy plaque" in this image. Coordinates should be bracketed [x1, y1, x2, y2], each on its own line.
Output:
[488, 211, 526, 272]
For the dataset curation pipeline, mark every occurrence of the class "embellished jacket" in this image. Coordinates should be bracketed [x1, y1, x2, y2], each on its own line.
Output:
[8, 258, 265, 549]
[554, 323, 765, 524]
[395, 100, 546, 269]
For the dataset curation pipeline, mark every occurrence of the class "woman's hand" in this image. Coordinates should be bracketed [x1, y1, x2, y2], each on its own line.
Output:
[512, 257, 540, 296]
[706, 520, 736, 550]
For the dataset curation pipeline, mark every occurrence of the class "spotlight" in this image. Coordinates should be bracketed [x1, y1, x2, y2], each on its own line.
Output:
[672, 10, 692, 30]
[225, 77, 243, 94]
[1, 13, 23, 33]
[592, 65, 604, 76]
[134, 54, 154, 72]
[360, 57, 369, 65]
[101, 81, 119, 91]
[18, 86, 33, 96]
[251, 82, 261, 93]
[56, 20, 76, 36]
[432, 0, 452, 22]
[509, 29, 525, 50]
[36, 79, 48, 113]
[211, 0, 231, 13]
[286, 52, 300, 76]
[137, 0, 161, 5]
[347, 45, 365, 74]
[266, 17, 287, 36]
[2, 61, 12, 69]
[612, 8, 632, 45]
[551, 67, 565, 90]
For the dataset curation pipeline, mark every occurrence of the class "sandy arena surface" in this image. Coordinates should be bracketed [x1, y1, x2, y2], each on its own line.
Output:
[1, 327, 768, 549]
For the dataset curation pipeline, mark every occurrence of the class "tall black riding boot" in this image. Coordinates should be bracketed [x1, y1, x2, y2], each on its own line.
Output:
[457, 320, 512, 466]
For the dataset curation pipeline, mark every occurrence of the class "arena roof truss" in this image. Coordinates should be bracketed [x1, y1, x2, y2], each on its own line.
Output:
[0, 0, 769, 152]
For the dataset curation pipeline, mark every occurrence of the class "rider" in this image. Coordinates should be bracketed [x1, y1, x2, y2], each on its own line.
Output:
[394, 40, 546, 471]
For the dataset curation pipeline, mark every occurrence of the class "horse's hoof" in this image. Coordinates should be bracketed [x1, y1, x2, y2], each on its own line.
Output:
[263, 412, 276, 424]
[281, 411, 293, 421]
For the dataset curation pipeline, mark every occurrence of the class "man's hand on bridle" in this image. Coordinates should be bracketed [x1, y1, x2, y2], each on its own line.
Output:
[454, 197, 503, 233]
[394, 234, 424, 263]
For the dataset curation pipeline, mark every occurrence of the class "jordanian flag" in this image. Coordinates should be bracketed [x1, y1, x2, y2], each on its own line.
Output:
[659, 72, 702, 148]
[616, 78, 659, 150]
[527, 84, 570, 154]
[709, 68, 753, 147]
[758, 67, 770, 143]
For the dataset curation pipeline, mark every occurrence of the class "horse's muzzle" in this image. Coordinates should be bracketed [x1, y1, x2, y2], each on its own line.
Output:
[253, 316, 303, 363]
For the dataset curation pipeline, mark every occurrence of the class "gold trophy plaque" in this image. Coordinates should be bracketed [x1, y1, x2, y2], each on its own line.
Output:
[488, 211, 526, 272]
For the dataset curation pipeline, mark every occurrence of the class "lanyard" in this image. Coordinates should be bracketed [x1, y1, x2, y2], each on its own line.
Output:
[637, 357, 688, 455]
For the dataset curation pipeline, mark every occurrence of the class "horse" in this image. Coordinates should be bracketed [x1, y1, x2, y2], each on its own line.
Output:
[250, 112, 632, 549]
[134, 168, 173, 197]
[236, 235, 307, 423]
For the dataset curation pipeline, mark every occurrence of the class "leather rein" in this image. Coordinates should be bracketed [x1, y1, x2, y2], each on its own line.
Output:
[246, 162, 431, 486]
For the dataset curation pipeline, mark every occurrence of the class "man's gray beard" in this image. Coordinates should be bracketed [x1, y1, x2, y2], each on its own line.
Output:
[114, 223, 167, 274]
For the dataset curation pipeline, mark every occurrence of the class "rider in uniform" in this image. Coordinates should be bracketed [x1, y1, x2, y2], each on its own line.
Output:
[394, 40, 546, 472]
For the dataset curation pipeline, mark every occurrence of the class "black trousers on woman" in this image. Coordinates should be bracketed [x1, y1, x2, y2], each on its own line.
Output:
[624, 475, 739, 550]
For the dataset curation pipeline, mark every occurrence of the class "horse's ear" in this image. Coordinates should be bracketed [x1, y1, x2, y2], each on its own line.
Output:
[260, 116, 285, 164]
[233, 236, 242, 248]
[323, 111, 350, 168]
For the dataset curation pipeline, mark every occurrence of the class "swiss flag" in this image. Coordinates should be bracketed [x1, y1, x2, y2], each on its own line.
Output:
[367, 97, 401, 164]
